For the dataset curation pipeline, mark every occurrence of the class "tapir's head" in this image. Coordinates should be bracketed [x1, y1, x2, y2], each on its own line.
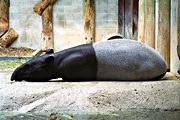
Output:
[11, 55, 57, 81]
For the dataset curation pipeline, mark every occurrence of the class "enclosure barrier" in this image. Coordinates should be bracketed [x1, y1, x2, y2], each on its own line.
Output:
[138, 0, 179, 73]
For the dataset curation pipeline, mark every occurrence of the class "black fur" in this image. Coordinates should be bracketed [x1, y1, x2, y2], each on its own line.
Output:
[58, 44, 97, 80]
[11, 44, 97, 81]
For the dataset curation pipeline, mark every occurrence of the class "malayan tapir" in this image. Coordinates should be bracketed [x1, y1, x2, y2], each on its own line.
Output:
[11, 35, 167, 81]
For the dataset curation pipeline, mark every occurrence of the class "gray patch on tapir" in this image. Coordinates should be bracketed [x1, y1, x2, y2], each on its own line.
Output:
[93, 39, 167, 80]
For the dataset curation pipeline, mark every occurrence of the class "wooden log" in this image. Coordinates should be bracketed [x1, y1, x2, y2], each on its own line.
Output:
[156, 0, 170, 68]
[0, 0, 9, 37]
[33, 0, 57, 16]
[0, 28, 18, 48]
[42, 5, 53, 50]
[144, 0, 155, 48]
[118, 0, 125, 36]
[84, 0, 95, 44]
[138, 0, 145, 43]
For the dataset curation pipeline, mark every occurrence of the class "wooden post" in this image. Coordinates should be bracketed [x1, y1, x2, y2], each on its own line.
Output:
[177, 0, 180, 74]
[123, 0, 138, 39]
[0, 0, 9, 37]
[84, 0, 95, 44]
[0, 28, 18, 48]
[132, 0, 138, 39]
[138, 0, 155, 48]
[170, 0, 179, 74]
[144, 0, 155, 48]
[178, 0, 180, 60]
[138, 0, 145, 43]
[124, 0, 133, 39]
[34, 0, 57, 50]
[42, 5, 53, 50]
[118, 0, 125, 36]
[156, 0, 170, 68]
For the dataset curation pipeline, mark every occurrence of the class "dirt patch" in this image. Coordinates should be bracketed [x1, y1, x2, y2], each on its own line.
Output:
[0, 47, 35, 56]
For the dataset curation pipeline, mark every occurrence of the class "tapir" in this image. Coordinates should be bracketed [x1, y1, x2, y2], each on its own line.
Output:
[11, 37, 167, 81]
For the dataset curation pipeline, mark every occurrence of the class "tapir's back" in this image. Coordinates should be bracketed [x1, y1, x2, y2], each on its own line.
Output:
[93, 39, 167, 80]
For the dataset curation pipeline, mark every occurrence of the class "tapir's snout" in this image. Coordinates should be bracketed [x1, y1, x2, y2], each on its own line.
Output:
[11, 69, 22, 81]
[11, 72, 15, 81]
[10, 54, 57, 82]
[11, 66, 27, 81]
[11, 72, 17, 81]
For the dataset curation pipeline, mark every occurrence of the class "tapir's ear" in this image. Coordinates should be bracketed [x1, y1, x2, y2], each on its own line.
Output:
[45, 55, 54, 63]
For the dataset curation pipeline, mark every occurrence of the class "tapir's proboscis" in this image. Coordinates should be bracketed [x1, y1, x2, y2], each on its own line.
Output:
[11, 39, 167, 82]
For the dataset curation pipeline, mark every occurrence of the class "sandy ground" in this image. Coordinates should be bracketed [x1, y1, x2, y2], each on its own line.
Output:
[0, 70, 179, 115]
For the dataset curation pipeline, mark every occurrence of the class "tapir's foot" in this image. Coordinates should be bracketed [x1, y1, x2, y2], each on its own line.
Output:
[178, 68, 180, 75]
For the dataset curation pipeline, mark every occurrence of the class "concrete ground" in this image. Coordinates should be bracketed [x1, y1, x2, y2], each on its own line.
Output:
[0, 70, 180, 119]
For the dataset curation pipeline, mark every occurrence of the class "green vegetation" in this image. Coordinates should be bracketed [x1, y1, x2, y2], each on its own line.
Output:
[0, 59, 28, 70]
[0, 111, 180, 120]
[0, 112, 73, 120]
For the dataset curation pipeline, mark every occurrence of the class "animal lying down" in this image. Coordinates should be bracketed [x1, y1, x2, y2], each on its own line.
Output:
[11, 39, 167, 81]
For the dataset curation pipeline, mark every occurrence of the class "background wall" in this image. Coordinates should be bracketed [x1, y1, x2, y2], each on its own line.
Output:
[53, 0, 84, 51]
[9, 0, 118, 51]
[95, 0, 118, 41]
[10, 0, 42, 49]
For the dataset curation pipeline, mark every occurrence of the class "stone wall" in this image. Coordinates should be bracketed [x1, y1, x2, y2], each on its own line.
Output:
[10, 0, 42, 49]
[9, 0, 119, 51]
[53, 0, 84, 51]
[95, 0, 118, 42]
